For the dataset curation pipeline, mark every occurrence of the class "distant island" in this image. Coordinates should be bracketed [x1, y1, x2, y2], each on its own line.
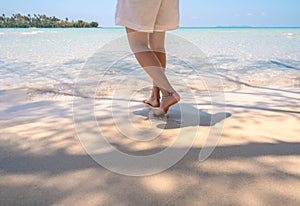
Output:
[0, 13, 99, 28]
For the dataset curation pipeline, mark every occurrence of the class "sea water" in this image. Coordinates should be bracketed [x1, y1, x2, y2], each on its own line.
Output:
[0, 28, 299, 99]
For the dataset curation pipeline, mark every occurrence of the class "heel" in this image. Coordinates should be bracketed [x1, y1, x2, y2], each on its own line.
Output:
[153, 90, 180, 116]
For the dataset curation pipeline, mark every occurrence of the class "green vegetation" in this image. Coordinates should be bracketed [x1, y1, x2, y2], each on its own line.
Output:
[0, 13, 99, 28]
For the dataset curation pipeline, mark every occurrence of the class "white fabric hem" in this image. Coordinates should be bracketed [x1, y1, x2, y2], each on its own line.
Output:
[116, 17, 179, 33]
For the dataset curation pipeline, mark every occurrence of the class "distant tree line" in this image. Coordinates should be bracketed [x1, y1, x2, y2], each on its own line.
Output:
[0, 13, 99, 28]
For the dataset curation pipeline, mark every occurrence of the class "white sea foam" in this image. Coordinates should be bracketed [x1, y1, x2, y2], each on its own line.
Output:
[21, 30, 45, 35]
[283, 32, 295, 37]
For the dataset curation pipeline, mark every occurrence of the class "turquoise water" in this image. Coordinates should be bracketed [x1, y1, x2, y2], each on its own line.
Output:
[0, 28, 299, 98]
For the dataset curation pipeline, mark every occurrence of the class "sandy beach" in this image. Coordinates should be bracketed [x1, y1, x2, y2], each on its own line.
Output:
[0, 27, 299, 205]
[1, 83, 299, 206]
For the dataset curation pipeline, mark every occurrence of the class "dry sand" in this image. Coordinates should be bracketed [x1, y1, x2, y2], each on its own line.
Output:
[0, 85, 299, 206]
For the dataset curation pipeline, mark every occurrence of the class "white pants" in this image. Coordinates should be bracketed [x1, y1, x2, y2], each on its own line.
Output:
[115, 0, 180, 33]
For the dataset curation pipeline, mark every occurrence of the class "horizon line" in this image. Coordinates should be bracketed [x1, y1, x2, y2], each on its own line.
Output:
[101, 26, 300, 29]
[1, 26, 300, 29]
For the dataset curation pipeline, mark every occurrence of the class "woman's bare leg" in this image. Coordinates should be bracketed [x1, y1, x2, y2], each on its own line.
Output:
[143, 31, 167, 107]
[126, 27, 180, 115]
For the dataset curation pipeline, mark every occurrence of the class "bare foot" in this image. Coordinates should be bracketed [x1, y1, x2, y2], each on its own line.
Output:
[143, 86, 160, 108]
[143, 96, 160, 108]
[154, 91, 180, 116]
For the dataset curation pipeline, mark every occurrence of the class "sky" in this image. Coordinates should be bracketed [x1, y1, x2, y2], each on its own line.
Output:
[0, 0, 299, 27]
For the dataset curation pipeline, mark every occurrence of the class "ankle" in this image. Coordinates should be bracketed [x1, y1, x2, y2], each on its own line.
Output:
[161, 90, 176, 97]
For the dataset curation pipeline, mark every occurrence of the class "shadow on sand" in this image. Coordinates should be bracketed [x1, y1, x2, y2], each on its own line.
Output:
[133, 103, 232, 129]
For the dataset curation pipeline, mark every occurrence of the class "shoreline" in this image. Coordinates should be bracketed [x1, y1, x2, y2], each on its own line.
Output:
[0, 82, 298, 102]
[1, 80, 299, 100]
